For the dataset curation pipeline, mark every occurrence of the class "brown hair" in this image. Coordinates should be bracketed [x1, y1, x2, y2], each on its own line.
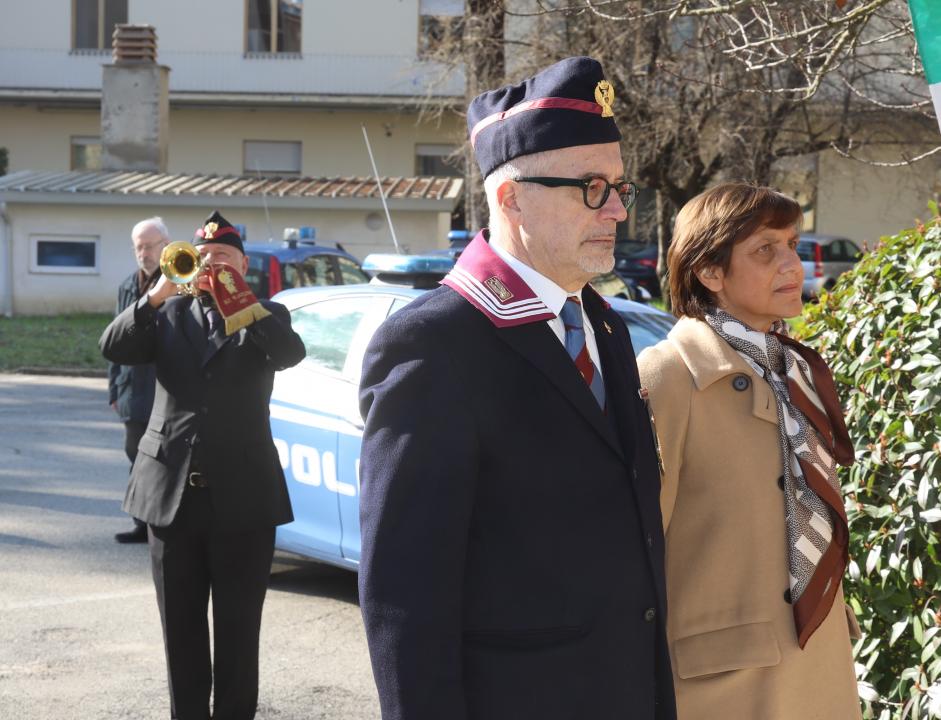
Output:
[668, 182, 802, 319]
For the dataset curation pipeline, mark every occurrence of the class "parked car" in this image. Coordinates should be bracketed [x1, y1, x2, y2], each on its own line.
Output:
[267, 264, 677, 569]
[797, 233, 862, 298]
[243, 241, 370, 300]
[614, 241, 660, 298]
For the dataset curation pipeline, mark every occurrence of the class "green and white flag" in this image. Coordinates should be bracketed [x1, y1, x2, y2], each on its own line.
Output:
[909, 0, 941, 133]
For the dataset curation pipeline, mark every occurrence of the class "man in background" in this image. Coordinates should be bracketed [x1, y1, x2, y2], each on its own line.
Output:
[108, 216, 169, 543]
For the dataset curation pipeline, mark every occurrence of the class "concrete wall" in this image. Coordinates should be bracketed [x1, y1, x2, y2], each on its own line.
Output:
[0, 105, 463, 177]
[5, 201, 450, 315]
[816, 147, 941, 245]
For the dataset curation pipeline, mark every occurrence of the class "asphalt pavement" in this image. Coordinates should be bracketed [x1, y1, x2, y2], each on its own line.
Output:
[0, 373, 380, 719]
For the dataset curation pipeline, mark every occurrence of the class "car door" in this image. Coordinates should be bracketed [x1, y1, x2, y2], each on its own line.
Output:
[270, 293, 392, 567]
[336, 293, 417, 564]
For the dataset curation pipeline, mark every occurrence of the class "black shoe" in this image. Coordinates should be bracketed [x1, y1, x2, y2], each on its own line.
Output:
[114, 525, 148, 544]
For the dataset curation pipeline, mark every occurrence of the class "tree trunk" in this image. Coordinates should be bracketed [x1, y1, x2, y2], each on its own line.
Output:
[463, 1, 505, 233]
[655, 189, 673, 308]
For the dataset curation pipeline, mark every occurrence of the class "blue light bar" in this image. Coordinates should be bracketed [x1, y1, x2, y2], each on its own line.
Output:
[362, 253, 456, 275]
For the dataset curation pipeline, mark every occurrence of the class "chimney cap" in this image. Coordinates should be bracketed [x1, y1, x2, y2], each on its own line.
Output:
[112, 24, 158, 64]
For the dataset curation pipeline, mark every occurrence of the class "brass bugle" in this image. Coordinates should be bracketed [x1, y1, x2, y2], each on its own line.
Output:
[159, 241, 205, 293]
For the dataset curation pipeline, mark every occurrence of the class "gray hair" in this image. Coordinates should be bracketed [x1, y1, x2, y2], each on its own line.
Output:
[131, 216, 170, 243]
[483, 151, 551, 227]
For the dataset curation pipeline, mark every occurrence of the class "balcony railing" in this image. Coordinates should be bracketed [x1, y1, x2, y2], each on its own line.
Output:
[0, 47, 463, 98]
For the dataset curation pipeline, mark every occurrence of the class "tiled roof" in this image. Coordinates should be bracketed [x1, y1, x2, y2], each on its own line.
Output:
[0, 170, 463, 204]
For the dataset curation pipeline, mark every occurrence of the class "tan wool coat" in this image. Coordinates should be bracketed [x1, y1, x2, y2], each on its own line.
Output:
[637, 317, 862, 720]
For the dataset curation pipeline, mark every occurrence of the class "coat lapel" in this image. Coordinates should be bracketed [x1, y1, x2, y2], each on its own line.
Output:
[496, 321, 625, 462]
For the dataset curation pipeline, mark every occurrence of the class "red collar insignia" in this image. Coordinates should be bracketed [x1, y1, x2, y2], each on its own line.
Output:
[441, 231, 556, 328]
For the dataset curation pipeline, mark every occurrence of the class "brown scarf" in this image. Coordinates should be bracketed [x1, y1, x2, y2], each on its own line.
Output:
[704, 308, 854, 648]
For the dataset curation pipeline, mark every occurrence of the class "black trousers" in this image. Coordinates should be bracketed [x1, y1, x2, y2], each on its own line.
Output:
[148, 485, 276, 720]
[124, 420, 147, 530]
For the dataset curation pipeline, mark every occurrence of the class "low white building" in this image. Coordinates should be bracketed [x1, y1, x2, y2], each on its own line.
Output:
[0, 170, 462, 315]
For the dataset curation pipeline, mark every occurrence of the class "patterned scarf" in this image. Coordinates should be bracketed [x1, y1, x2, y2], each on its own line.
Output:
[703, 307, 854, 648]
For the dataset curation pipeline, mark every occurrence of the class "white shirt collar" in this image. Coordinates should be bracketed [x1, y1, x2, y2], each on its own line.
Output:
[489, 241, 578, 316]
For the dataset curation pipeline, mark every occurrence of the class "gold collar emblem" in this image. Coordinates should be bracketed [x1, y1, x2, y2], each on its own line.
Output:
[594, 80, 614, 118]
[203, 222, 219, 240]
[484, 276, 514, 302]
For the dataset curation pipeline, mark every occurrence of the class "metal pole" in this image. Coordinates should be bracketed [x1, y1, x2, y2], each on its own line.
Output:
[361, 124, 402, 254]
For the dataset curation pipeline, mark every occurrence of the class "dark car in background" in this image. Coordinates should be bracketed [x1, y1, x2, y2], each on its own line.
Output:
[614, 240, 660, 298]
[244, 241, 370, 300]
[796, 233, 862, 299]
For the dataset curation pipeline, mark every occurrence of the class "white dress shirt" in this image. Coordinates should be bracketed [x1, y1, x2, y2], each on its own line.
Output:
[490, 242, 603, 379]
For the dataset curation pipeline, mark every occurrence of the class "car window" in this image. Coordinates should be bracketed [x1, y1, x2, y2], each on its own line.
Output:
[796, 241, 816, 261]
[245, 253, 269, 298]
[337, 256, 370, 284]
[284, 256, 334, 289]
[388, 298, 412, 316]
[291, 296, 379, 374]
[845, 241, 861, 260]
[591, 272, 632, 299]
[613, 311, 675, 353]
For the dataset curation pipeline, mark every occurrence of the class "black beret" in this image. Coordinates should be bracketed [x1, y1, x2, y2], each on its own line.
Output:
[468, 56, 621, 178]
[193, 210, 244, 253]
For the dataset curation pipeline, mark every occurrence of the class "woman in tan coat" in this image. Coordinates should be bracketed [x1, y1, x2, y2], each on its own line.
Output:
[637, 183, 862, 719]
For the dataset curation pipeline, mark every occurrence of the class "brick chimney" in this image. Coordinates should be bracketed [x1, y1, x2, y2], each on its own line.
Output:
[100, 25, 170, 172]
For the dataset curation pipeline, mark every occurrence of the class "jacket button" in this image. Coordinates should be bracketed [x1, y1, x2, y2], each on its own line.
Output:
[644, 608, 656, 622]
[784, 589, 792, 604]
[205, 371, 212, 380]
[200, 407, 208, 415]
[732, 375, 750, 391]
[778, 475, 785, 491]
[646, 533, 654, 549]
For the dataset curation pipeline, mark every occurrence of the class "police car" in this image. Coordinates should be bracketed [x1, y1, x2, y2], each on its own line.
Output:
[268, 256, 676, 569]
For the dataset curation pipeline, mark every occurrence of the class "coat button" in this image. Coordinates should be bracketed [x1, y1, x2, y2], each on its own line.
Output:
[205, 371, 212, 380]
[644, 608, 656, 622]
[200, 407, 208, 415]
[778, 475, 785, 491]
[732, 375, 750, 391]
[646, 533, 654, 549]
[784, 589, 792, 604]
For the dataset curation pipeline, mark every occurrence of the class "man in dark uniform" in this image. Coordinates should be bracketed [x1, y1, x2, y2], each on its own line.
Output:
[109, 216, 169, 543]
[358, 57, 676, 720]
[100, 212, 305, 720]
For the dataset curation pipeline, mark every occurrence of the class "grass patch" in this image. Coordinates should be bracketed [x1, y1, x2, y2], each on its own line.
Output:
[0, 314, 111, 371]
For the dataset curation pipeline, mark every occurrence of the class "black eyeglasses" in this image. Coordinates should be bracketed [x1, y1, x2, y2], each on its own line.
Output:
[516, 176, 638, 211]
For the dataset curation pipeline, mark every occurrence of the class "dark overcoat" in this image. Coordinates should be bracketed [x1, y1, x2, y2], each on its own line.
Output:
[107, 271, 157, 423]
[358, 277, 676, 720]
[99, 295, 305, 531]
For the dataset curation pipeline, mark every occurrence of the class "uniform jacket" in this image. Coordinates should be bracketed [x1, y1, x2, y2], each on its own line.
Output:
[99, 294, 306, 531]
[358, 234, 676, 720]
[107, 270, 156, 423]
[637, 317, 861, 720]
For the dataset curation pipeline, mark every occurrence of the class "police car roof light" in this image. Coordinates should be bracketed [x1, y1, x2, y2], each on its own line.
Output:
[362, 253, 456, 276]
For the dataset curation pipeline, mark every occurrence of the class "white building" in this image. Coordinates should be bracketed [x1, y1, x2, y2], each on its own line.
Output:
[0, 0, 467, 314]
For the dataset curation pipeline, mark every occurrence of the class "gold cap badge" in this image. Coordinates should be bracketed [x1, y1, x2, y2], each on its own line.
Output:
[203, 221, 219, 240]
[594, 80, 614, 118]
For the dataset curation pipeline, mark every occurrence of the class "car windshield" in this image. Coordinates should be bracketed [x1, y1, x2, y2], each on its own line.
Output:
[614, 311, 675, 352]
[796, 241, 817, 261]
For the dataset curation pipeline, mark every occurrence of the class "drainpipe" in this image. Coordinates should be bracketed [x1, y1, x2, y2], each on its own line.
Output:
[0, 202, 12, 317]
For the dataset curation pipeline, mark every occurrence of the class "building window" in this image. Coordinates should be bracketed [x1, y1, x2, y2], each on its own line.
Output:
[246, 0, 303, 54]
[30, 235, 100, 275]
[415, 144, 463, 177]
[70, 136, 102, 171]
[244, 140, 302, 176]
[73, 0, 128, 50]
[419, 0, 463, 57]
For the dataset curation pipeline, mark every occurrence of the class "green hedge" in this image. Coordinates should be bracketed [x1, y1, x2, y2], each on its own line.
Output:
[800, 206, 941, 719]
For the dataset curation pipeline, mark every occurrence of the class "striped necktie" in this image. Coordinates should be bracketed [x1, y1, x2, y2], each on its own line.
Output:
[560, 297, 605, 409]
